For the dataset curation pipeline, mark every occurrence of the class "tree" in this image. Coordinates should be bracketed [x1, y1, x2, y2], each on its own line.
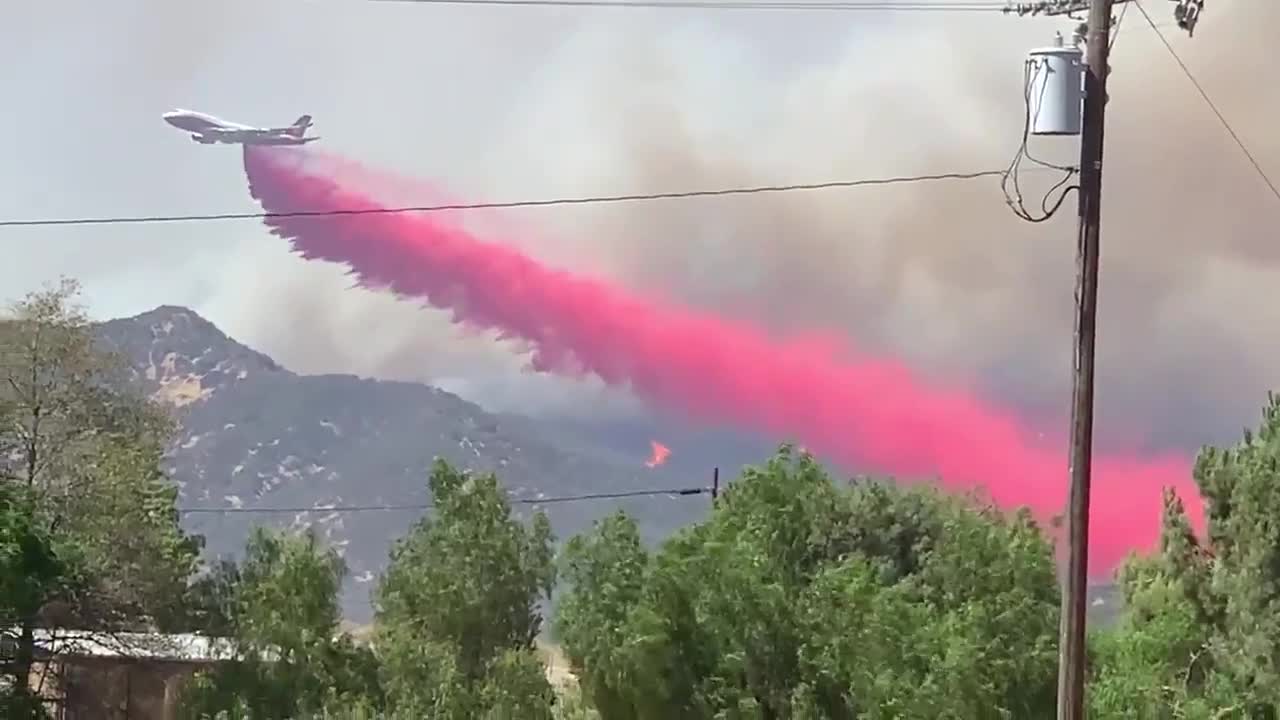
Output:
[555, 511, 662, 718]
[0, 484, 70, 719]
[0, 279, 202, 714]
[373, 459, 558, 718]
[1090, 394, 1280, 718]
[178, 527, 382, 719]
[556, 446, 1061, 719]
[59, 437, 204, 630]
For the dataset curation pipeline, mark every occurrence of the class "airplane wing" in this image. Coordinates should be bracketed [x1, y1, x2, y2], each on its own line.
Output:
[219, 115, 310, 137]
[214, 119, 258, 131]
[201, 126, 278, 139]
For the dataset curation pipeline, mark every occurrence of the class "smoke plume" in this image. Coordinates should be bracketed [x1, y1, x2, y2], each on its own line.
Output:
[243, 145, 1202, 573]
[6, 3, 1276, 443]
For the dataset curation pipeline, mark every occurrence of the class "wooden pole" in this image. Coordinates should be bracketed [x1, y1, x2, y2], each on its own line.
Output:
[1056, 0, 1113, 717]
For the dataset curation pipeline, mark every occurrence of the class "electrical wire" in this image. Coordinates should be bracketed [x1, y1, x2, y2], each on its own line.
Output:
[1001, 57, 1080, 223]
[178, 486, 710, 515]
[1108, 0, 1130, 51]
[1133, 0, 1280, 206]
[370, 0, 1010, 11]
[0, 169, 1015, 228]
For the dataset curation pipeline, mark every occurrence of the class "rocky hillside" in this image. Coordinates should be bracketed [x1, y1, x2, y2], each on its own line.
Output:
[94, 306, 711, 621]
[90, 305, 1124, 625]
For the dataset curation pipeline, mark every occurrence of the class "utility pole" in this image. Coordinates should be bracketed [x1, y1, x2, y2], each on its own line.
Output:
[1004, 2, 1202, 716]
[1056, 0, 1111, 716]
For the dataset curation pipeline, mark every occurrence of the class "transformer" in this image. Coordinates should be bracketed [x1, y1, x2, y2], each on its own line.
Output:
[1026, 34, 1084, 136]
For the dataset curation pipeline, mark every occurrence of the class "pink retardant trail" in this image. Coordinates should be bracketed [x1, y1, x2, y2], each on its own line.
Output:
[243, 147, 1204, 574]
[249, 147, 464, 211]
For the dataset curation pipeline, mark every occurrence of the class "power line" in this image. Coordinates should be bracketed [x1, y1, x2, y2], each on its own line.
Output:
[1134, 0, 1280, 205]
[178, 486, 709, 515]
[1107, 0, 1129, 50]
[0, 169, 1013, 228]
[371, 0, 1009, 11]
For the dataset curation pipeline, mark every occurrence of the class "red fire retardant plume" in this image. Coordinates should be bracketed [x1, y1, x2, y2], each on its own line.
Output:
[243, 147, 1203, 574]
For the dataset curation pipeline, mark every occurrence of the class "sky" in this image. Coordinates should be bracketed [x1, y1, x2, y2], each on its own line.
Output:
[1, 0, 1277, 453]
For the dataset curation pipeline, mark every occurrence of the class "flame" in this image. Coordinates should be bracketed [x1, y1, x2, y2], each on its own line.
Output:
[645, 440, 671, 468]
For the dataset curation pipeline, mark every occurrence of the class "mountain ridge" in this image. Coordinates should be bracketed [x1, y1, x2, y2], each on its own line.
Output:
[94, 305, 710, 621]
[90, 304, 1122, 625]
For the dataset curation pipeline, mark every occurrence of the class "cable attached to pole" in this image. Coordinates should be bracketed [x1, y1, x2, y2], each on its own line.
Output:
[0, 169, 1016, 229]
[178, 485, 712, 515]
[1002, 57, 1080, 224]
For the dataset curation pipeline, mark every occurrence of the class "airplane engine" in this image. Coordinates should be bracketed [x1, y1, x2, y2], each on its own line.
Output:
[191, 134, 215, 144]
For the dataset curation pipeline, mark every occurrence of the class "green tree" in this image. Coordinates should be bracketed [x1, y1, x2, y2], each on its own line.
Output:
[556, 446, 1061, 720]
[555, 511, 663, 718]
[1088, 491, 1222, 718]
[178, 527, 382, 719]
[1090, 394, 1280, 718]
[373, 459, 558, 718]
[0, 484, 71, 719]
[0, 279, 203, 714]
[182, 558, 242, 638]
[60, 436, 204, 630]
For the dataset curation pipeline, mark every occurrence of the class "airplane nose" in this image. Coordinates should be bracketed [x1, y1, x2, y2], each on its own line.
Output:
[162, 114, 195, 132]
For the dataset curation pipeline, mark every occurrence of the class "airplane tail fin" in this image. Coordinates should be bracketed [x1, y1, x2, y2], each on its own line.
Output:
[286, 115, 313, 138]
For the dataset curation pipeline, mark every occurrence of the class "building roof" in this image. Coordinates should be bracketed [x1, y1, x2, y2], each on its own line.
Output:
[2, 628, 239, 663]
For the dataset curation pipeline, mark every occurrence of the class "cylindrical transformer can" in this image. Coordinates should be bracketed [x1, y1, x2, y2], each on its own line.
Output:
[1026, 44, 1084, 136]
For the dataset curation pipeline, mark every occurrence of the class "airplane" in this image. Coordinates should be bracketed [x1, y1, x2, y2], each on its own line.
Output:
[162, 109, 320, 146]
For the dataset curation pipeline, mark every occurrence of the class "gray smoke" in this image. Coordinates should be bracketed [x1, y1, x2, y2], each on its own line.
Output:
[2, 1, 1276, 447]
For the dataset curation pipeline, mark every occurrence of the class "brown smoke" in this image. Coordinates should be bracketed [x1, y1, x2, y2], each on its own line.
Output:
[501, 2, 1280, 449]
[196, 1, 1278, 446]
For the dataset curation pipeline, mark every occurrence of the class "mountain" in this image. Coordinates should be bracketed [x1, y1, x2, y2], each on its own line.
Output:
[91, 305, 1124, 625]
[94, 306, 712, 622]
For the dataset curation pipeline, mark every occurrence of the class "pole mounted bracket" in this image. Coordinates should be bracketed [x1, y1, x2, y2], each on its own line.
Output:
[1003, 0, 1203, 37]
[1173, 0, 1204, 37]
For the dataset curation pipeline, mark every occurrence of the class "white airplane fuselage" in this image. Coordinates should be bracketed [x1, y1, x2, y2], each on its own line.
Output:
[162, 109, 319, 146]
